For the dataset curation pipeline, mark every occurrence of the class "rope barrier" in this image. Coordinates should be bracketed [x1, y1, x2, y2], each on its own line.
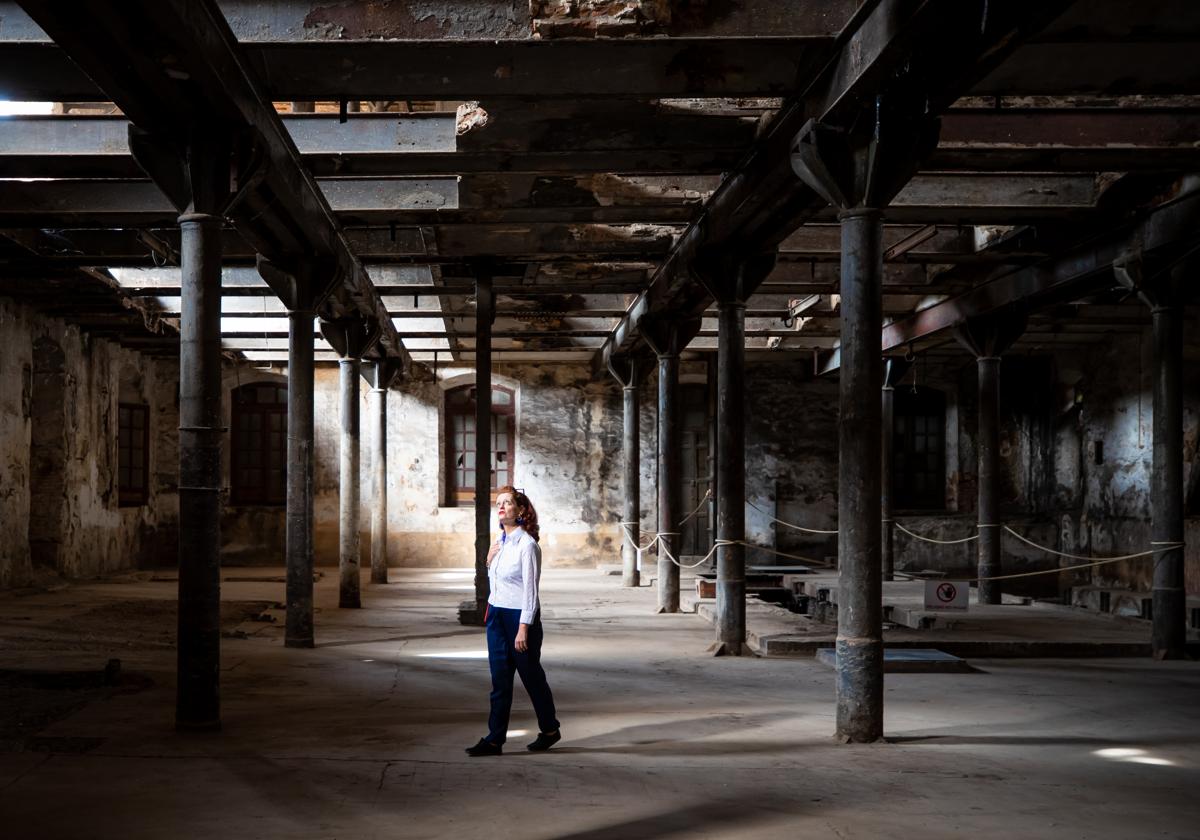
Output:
[1003, 526, 1182, 563]
[894, 522, 978, 545]
[967, 543, 1186, 583]
[677, 489, 713, 527]
[747, 499, 838, 535]
[616, 492, 1184, 582]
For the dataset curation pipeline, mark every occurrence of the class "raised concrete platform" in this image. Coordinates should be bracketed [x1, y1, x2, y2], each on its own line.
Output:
[814, 648, 974, 673]
[683, 572, 1199, 659]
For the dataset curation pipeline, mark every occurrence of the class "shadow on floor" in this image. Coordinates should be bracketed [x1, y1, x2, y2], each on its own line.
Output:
[543, 794, 798, 840]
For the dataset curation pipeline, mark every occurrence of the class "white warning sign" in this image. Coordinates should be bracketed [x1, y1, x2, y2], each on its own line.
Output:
[924, 579, 969, 611]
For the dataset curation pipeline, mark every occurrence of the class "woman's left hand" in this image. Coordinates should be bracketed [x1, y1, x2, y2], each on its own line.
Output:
[515, 624, 529, 653]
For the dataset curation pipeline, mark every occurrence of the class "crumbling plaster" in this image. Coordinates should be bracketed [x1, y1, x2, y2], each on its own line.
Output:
[0, 297, 179, 589]
[1068, 332, 1200, 594]
[372, 362, 629, 568]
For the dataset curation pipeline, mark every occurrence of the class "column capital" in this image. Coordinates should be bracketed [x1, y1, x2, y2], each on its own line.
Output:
[257, 254, 342, 313]
[640, 316, 697, 360]
[606, 353, 647, 389]
[362, 358, 404, 391]
[953, 310, 1027, 360]
[691, 248, 777, 304]
[1114, 252, 1186, 310]
[790, 93, 940, 213]
[128, 124, 266, 218]
[882, 356, 912, 390]
[320, 314, 382, 361]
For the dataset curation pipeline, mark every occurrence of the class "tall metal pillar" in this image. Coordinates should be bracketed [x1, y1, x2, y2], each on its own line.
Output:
[836, 208, 885, 740]
[176, 210, 223, 729]
[130, 130, 245, 731]
[715, 295, 747, 653]
[338, 355, 362, 607]
[1150, 300, 1186, 658]
[365, 361, 401, 585]
[954, 314, 1025, 605]
[700, 253, 775, 655]
[321, 318, 381, 610]
[286, 305, 316, 641]
[976, 354, 1002, 603]
[468, 267, 496, 623]
[791, 101, 938, 743]
[642, 321, 684, 613]
[881, 357, 912, 582]
[259, 256, 341, 647]
[1116, 259, 1187, 658]
[607, 357, 643, 587]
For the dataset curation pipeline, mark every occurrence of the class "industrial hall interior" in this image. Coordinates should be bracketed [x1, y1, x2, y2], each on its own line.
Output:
[1, 1, 1199, 838]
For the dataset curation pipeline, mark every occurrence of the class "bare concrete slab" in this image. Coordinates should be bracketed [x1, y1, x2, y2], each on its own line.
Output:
[1, 568, 1198, 839]
[815, 648, 975, 673]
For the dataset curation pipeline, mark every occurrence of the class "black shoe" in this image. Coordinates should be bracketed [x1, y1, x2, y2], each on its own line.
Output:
[465, 738, 502, 757]
[527, 730, 561, 752]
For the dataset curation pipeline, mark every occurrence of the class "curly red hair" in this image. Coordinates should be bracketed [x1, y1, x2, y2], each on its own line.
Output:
[497, 485, 539, 542]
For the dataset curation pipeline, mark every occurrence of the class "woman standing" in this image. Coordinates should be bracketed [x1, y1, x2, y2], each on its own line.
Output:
[465, 486, 561, 757]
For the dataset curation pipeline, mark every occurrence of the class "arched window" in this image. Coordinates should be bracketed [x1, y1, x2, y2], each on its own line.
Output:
[445, 384, 515, 506]
[893, 385, 946, 510]
[231, 383, 287, 505]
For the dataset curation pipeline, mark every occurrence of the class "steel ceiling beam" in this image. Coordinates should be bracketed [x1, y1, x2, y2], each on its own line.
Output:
[595, 0, 1077, 375]
[13, 0, 409, 366]
[816, 179, 1200, 374]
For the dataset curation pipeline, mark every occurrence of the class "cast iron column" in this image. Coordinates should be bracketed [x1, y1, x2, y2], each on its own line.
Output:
[623, 373, 641, 586]
[715, 295, 747, 654]
[259, 256, 338, 649]
[607, 357, 642, 587]
[286, 306, 316, 645]
[176, 211, 223, 729]
[836, 208, 885, 741]
[976, 355, 1002, 604]
[367, 361, 400, 585]
[791, 105, 938, 741]
[642, 321, 683, 613]
[954, 313, 1024, 606]
[473, 269, 495, 619]
[881, 357, 912, 582]
[1115, 258, 1187, 657]
[658, 349, 680, 612]
[338, 354, 362, 607]
[1150, 300, 1186, 658]
[696, 253, 774, 653]
[320, 317, 380, 610]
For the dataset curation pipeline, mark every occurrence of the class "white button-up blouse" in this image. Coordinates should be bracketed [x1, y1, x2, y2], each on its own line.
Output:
[487, 527, 542, 625]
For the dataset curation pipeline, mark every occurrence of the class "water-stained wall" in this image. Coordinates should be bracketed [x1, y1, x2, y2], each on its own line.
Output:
[314, 362, 631, 569]
[0, 297, 179, 589]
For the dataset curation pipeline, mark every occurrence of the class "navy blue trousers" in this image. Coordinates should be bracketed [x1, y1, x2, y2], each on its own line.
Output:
[486, 605, 559, 745]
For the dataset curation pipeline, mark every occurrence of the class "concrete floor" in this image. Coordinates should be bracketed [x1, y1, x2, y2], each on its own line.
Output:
[1, 567, 1198, 839]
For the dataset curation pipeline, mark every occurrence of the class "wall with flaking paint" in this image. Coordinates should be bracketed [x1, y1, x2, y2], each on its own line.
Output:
[0, 297, 179, 589]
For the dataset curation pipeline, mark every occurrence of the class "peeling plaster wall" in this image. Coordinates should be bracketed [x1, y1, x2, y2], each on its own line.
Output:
[881, 338, 1200, 599]
[885, 357, 1080, 597]
[0, 299, 34, 588]
[330, 362, 628, 569]
[0, 297, 179, 589]
[744, 361, 838, 565]
[1067, 332, 1200, 595]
